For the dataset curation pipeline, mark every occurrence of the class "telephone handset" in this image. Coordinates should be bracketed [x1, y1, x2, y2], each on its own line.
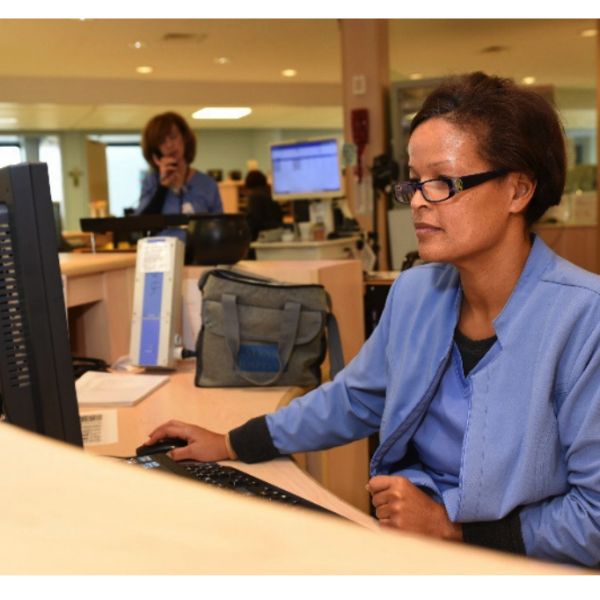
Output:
[351, 109, 369, 182]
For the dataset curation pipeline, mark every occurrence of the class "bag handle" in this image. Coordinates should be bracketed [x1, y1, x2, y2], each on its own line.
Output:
[221, 293, 301, 386]
[198, 266, 279, 292]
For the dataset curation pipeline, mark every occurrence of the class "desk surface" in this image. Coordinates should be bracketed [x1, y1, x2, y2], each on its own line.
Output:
[0, 419, 578, 575]
[80, 362, 375, 528]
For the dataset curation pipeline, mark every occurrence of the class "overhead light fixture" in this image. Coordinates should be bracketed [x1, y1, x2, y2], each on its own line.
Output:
[192, 107, 252, 120]
[409, 73, 423, 80]
[281, 69, 297, 77]
[136, 66, 154, 74]
[214, 57, 231, 65]
[581, 29, 597, 37]
[130, 41, 147, 50]
[0, 117, 17, 125]
[522, 76, 536, 85]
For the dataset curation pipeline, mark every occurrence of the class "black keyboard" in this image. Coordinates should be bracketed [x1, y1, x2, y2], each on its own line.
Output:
[124, 453, 344, 519]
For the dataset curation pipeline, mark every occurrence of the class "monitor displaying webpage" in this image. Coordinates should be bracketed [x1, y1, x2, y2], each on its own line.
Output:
[270, 138, 342, 199]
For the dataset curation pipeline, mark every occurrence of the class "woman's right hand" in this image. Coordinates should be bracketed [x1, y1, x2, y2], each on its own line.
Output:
[153, 154, 181, 188]
[143, 419, 229, 462]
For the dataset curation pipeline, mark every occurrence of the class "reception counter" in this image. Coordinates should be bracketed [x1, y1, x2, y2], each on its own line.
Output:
[533, 222, 597, 273]
[60, 253, 370, 513]
[60, 252, 136, 364]
[0, 416, 578, 575]
[0, 358, 571, 575]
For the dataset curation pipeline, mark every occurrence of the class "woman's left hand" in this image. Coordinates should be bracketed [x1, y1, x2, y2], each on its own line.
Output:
[367, 475, 463, 541]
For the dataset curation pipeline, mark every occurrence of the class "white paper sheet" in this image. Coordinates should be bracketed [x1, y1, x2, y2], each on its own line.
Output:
[76, 371, 170, 407]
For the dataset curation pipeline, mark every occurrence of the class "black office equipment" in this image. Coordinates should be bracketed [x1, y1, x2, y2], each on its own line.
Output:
[0, 163, 83, 446]
[125, 453, 344, 519]
[136, 437, 188, 456]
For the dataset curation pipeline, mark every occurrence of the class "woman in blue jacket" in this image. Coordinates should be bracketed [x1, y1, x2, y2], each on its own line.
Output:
[145, 73, 600, 567]
[136, 111, 223, 217]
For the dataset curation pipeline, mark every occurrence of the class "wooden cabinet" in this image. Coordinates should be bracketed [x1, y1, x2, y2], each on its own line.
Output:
[533, 223, 597, 274]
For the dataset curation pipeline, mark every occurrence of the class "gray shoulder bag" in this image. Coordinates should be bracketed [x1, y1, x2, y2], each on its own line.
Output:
[194, 267, 344, 387]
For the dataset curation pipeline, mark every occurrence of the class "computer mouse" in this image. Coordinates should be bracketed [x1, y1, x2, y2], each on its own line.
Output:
[136, 437, 188, 456]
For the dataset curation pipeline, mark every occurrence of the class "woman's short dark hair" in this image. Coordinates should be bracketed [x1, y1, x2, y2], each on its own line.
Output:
[141, 111, 197, 171]
[245, 170, 268, 190]
[410, 72, 567, 226]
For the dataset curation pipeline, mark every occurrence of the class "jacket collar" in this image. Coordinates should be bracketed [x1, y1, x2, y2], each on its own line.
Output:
[492, 233, 554, 340]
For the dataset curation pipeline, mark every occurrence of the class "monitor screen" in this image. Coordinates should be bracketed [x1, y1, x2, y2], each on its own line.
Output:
[269, 137, 344, 201]
[0, 163, 83, 446]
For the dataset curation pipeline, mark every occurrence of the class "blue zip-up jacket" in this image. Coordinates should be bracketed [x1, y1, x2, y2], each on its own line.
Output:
[265, 235, 600, 566]
[137, 170, 223, 215]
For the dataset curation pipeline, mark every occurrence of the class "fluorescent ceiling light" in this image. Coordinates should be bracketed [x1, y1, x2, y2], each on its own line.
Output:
[192, 107, 252, 120]
[136, 66, 153, 74]
[522, 76, 536, 85]
[0, 117, 17, 125]
[281, 69, 297, 77]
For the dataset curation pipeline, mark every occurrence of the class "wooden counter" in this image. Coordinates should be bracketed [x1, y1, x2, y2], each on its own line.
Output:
[0, 412, 580, 575]
[533, 223, 598, 274]
[60, 253, 136, 365]
[81, 361, 375, 529]
[60, 251, 136, 277]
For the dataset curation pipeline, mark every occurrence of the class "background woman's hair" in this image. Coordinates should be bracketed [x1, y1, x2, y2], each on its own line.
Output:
[141, 111, 197, 170]
[410, 72, 567, 226]
[244, 170, 268, 190]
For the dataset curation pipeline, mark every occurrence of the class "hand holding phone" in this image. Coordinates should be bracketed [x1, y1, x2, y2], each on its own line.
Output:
[154, 153, 180, 187]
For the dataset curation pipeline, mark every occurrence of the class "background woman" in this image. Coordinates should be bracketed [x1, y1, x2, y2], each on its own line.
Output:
[143, 73, 600, 567]
[137, 111, 223, 216]
[243, 169, 283, 243]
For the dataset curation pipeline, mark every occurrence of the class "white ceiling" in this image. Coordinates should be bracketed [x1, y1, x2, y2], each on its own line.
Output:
[0, 18, 596, 132]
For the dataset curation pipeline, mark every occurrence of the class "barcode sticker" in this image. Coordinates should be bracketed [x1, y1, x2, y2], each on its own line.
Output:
[80, 410, 118, 446]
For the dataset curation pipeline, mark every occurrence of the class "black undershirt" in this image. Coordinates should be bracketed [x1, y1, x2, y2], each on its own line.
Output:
[454, 327, 497, 376]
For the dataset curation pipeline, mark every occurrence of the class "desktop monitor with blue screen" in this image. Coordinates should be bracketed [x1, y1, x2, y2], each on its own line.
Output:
[0, 163, 83, 446]
[269, 137, 344, 201]
[269, 137, 344, 233]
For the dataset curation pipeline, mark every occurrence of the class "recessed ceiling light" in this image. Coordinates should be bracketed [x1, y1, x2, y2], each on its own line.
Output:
[192, 107, 252, 120]
[522, 76, 536, 85]
[581, 29, 597, 37]
[214, 57, 231, 65]
[0, 117, 17, 125]
[409, 73, 423, 80]
[282, 69, 297, 77]
[136, 66, 153, 74]
[130, 41, 147, 50]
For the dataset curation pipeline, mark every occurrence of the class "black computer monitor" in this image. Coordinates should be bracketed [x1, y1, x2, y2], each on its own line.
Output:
[0, 163, 83, 446]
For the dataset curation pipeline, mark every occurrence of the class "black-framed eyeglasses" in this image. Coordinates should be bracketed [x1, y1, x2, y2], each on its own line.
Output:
[393, 169, 510, 204]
